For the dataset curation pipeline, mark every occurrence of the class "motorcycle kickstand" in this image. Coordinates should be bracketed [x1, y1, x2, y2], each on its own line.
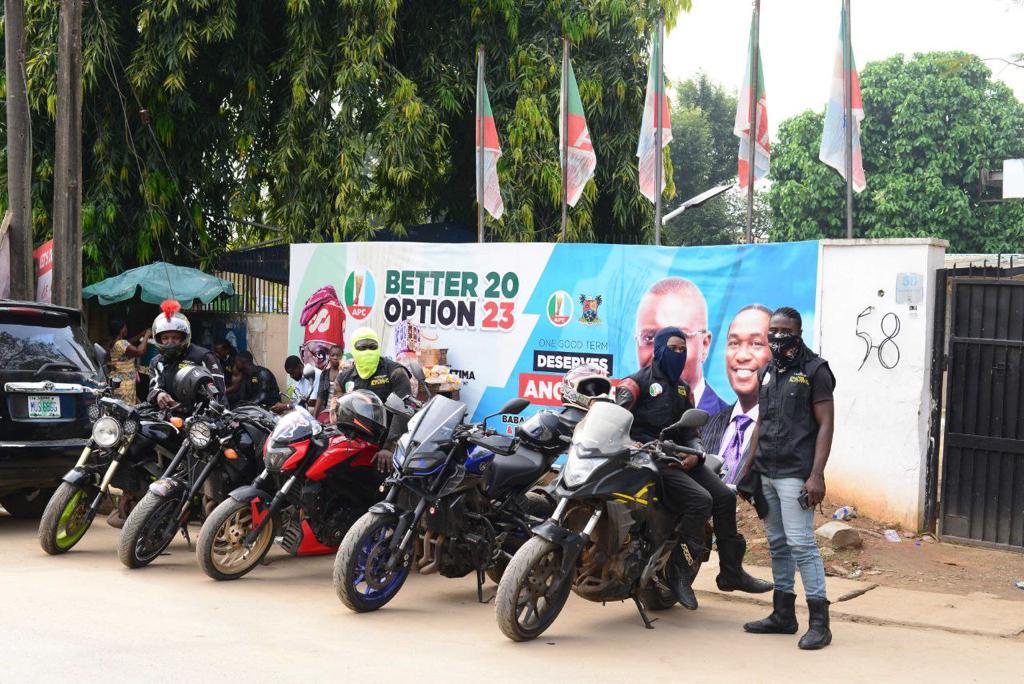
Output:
[475, 568, 494, 604]
[631, 594, 657, 630]
[180, 525, 192, 551]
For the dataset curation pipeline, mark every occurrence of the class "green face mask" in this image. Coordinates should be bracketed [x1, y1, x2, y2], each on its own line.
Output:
[351, 328, 381, 380]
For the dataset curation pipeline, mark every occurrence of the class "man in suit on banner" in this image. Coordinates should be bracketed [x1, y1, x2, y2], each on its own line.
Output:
[703, 304, 773, 484]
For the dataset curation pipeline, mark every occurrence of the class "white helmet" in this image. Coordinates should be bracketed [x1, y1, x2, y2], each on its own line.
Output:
[560, 363, 613, 411]
[152, 299, 191, 361]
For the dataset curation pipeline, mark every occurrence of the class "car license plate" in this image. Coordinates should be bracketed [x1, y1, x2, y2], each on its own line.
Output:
[28, 395, 61, 418]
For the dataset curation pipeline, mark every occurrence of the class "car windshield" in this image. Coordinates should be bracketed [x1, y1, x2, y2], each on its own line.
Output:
[0, 318, 99, 372]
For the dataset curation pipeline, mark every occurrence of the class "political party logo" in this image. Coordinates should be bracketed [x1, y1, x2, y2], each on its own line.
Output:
[546, 291, 574, 327]
[649, 382, 663, 397]
[578, 294, 603, 325]
[344, 269, 376, 320]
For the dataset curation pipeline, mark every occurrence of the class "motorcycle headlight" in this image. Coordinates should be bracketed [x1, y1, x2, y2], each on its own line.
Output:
[123, 419, 139, 437]
[561, 451, 603, 489]
[92, 416, 122, 449]
[188, 422, 213, 448]
[87, 403, 101, 422]
[264, 445, 295, 471]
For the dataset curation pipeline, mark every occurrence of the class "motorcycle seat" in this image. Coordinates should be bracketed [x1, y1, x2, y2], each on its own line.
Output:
[487, 447, 546, 497]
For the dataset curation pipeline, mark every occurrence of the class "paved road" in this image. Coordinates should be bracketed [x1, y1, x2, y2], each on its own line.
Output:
[2, 514, 1021, 683]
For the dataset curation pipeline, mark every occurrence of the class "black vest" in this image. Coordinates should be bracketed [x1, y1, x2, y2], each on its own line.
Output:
[335, 357, 405, 403]
[753, 351, 834, 480]
[625, 365, 697, 444]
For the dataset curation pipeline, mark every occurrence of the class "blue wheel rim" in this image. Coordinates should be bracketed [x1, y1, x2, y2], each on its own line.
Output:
[351, 523, 408, 602]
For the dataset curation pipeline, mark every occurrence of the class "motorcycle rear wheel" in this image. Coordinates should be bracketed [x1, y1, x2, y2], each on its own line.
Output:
[196, 498, 276, 581]
[495, 537, 573, 642]
[118, 491, 182, 568]
[334, 512, 410, 613]
[38, 483, 93, 555]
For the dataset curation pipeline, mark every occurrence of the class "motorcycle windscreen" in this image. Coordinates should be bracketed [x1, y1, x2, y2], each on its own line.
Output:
[400, 395, 467, 475]
[561, 401, 635, 489]
[267, 406, 322, 447]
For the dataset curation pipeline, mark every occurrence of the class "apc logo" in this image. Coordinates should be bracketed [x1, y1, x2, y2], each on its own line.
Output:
[344, 269, 376, 320]
[546, 291, 573, 327]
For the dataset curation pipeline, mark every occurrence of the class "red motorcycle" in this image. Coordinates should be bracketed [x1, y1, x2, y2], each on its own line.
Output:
[196, 392, 386, 580]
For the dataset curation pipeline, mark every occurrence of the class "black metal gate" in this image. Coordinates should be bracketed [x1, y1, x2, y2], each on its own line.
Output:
[939, 277, 1024, 549]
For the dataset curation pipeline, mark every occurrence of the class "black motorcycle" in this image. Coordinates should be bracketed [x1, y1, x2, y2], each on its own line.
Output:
[333, 393, 568, 613]
[38, 390, 182, 555]
[495, 401, 711, 641]
[116, 396, 274, 568]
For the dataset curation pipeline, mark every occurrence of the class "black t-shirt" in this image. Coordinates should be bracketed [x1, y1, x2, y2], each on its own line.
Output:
[239, 365, 281, 408]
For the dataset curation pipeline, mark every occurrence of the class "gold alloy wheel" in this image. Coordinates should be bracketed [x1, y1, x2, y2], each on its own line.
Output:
[209, 505, 274, 575]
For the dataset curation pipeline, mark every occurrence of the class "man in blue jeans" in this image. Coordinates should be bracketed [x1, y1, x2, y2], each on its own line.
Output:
[741, 307, 836, 650]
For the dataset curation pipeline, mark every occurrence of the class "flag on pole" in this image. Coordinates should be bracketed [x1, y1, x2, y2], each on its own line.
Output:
[819, 8, 866, 192]
[476, 79, 504, 219]
[735, 16, 770, 189]
[636, 31, 672, 203]
[560, 58, 597, 207]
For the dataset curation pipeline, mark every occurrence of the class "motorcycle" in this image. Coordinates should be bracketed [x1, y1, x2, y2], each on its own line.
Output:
[196, 397, 385, 581]
[332, 393, 566, 613]
[494, 401, 711, 641]
[38, 389, 182, 555]
[116, 396, 274, 568]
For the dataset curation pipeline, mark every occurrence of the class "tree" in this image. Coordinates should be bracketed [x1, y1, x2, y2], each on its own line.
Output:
[1, 1, 692, 285]
[767, 52, 1024, 253]
[665, 73, 743, 245]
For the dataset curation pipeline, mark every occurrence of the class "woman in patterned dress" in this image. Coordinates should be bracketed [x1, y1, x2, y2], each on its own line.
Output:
[107, 319, 150, 403]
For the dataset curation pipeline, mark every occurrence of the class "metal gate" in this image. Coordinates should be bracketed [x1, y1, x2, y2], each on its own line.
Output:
[939, 278, 1024, 549]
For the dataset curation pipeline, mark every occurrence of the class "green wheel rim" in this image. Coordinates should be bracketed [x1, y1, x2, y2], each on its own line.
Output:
[55, 490, 90, 550]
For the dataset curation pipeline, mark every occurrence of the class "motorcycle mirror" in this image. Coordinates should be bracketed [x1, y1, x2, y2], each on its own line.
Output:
[661, 408, 710, 437]
[385, 392, 412, 415]
[497, 398, 530, 415]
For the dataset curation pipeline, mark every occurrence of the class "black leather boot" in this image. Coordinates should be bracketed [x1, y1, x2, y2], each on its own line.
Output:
[798, 597, 832, 650]
[743, 590, 799, 634]
[670, 564, 699, 611]
[716, 537, 773, 594]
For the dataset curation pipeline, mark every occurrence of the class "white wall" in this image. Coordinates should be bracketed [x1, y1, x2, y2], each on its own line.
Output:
[815, 239, 947, 530]
[246, 313, 291, 390]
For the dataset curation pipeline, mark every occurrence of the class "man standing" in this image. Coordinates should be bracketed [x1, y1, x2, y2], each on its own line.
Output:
[635, 277, 729, 415]
[702, 304, 772, 484]
[742, 307, 835, 650]
[235, 351, 281, 410]
[617, 326, 771, 611]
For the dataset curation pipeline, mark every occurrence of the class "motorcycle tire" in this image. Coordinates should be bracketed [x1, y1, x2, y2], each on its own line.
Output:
[486, 492, 552, 584]
[334, 512, 411, 613]
[196, 498, 276, 581]
[495, 537, 573, 642]
[117, 491, 182, 568]
[38, 483, 93, 555]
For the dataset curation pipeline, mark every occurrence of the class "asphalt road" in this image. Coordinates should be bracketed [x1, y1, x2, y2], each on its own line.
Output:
[2, 513, 1021, 683]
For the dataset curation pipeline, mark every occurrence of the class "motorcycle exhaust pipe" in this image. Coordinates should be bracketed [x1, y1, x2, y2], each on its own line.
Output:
[418, 533, 446, 575]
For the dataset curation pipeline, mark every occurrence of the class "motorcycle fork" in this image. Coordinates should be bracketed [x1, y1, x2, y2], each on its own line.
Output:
[175, 453, 220, 527]
[87, 435, 136, 519]
[386, 497, 427, 573]
[74, 446, 93, 469]
[243, 471, 299, 545]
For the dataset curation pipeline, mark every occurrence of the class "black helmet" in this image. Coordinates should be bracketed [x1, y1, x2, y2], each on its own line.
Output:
[333, 390, 387, 444]
[516, 410, 563, 449]
[172, 365, 216, 406]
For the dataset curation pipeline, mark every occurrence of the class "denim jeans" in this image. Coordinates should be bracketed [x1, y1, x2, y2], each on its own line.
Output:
[761, 476, 827, 600]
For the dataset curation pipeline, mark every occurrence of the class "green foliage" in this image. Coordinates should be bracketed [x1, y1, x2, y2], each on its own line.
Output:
[767, 52, 1024, 252]
[1, 0, 691, 284]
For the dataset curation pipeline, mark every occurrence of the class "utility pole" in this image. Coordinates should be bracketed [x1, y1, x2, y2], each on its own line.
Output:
[560, 37, 570, 242]
[653, 14, 665, 245]
[476, 46, 486, 244]
[5, 0, 34, 300]
[843, 0, 854, 239]
[52, 0, 84, 308]
[745, 0, 761, 244]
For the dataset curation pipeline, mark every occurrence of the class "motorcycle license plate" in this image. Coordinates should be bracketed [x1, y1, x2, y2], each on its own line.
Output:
[28, 395, 61, 418]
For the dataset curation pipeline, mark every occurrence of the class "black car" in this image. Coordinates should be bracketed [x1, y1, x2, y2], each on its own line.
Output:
[0, 300, 105, 517]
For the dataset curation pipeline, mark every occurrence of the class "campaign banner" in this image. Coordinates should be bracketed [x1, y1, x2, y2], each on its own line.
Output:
[33, 239, 54, 304]
[289, 241, 819, 430]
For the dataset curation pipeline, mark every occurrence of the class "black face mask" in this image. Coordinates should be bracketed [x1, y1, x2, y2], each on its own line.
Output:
[767, 331, 802, 365]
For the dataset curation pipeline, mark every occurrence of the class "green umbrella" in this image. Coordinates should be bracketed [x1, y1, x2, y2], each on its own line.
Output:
[82, 261, 235, 309]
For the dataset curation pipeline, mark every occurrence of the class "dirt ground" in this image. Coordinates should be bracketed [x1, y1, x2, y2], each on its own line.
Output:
[736, 499, 1024, 602]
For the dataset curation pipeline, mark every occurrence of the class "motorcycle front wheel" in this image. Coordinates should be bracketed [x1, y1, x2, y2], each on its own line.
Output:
[495, 537, 573, 642]
[117, 491, 182, 568]
[196, 498, 276, 581]
[333, 512, 411, 613]
[38, 483, 93, 555]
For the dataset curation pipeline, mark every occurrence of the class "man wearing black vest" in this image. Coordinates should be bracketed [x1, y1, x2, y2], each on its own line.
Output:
[741, 307, 836, 650]
[617, 326, 772, 611]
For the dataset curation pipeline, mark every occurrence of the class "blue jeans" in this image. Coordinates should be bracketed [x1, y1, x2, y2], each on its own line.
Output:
[761, 476, 827, 600]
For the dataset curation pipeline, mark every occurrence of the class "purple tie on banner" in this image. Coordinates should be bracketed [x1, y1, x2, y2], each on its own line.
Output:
[722, 414, 754, 484]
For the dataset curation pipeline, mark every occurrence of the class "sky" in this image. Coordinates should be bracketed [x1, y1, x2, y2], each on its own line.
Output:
[664, 0, 1024, 136]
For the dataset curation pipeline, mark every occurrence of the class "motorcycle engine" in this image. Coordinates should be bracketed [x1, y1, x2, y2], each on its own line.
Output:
[300, 481, 359, 547]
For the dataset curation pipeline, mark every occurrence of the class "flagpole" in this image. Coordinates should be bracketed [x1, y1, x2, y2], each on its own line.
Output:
[476, 46, 486, 243]
[654, 14, 665, 245]
[843, 0, 854, 239]
[561, 37, 570, 242]
[745, 0, 760, 244]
